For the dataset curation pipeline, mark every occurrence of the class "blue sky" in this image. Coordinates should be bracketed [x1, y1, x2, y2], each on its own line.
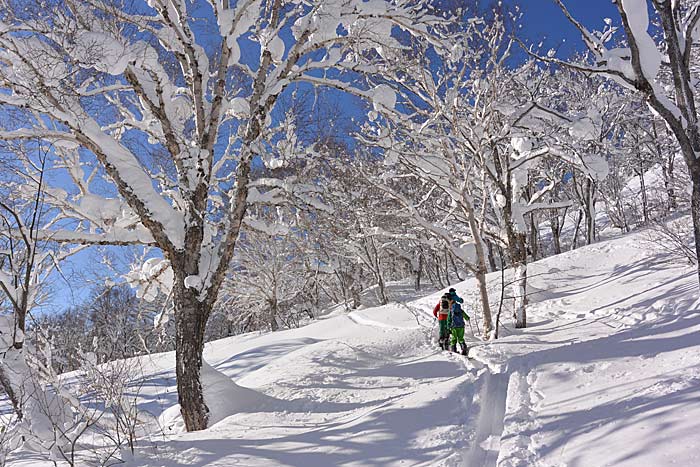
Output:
[516, 0, 620, 56]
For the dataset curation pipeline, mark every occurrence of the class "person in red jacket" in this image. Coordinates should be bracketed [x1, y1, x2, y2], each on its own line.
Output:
[433, 293, 452, 350]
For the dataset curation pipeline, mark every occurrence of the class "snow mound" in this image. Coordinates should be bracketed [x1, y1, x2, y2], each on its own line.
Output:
[160, 361, 275, 434]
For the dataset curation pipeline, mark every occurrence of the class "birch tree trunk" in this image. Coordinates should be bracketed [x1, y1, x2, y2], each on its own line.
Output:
[511, 233, 528, 329]
[461, 199, 494, 338]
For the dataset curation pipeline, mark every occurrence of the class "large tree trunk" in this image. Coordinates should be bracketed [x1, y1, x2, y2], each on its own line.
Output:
[474, 262, 493, 338]
[500, 174, 528, 329]
[173, 281, 211, 432]
[0, 292, 29, 419]
[461, 198, 494, 338]
[513, 263, 527, 328]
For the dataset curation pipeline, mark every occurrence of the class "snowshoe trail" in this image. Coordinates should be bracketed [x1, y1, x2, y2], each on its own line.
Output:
[463, 370, 508, 467]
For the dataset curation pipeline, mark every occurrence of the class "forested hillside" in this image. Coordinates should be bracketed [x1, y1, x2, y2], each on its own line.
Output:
[1, 0, 700, 465]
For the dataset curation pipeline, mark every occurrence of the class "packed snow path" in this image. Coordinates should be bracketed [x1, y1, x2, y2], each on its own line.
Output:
[462, 370, 508, 467]
[6, 227, 700, 466]
[112, 303, 482, 467]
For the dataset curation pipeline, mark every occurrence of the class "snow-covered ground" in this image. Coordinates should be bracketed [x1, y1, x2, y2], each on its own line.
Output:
[7, 224, 700, 466]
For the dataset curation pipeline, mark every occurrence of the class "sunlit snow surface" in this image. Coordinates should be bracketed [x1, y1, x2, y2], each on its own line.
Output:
[6, 224, 700, 466]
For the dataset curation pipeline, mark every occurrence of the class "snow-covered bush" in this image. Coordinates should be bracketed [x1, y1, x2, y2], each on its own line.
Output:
[642, 215, 697, 266]
[76, 353, 154, 460]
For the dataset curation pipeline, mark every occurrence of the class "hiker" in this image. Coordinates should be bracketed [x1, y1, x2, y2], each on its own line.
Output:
[448, 299, 470, 355]
[447, 287, 463, 305]
[432, 293, 452, 350]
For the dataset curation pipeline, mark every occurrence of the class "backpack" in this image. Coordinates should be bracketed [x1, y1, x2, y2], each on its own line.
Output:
[449, 303, 466, 328]
[439, 294, 450, 316]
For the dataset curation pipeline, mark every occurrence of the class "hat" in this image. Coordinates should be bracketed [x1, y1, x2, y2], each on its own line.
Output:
[448, 288, 456, 294]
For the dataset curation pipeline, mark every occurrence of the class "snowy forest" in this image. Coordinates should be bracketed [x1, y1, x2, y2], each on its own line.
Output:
[1, 0, 700, 465]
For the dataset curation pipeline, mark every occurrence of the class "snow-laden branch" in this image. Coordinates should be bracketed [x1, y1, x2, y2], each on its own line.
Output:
[0, 130, 79, 143]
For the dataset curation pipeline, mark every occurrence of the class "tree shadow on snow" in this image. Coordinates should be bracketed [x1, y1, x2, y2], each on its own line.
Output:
[132, 377, 474, 467]
[213, 338, 323, 378]
[507, 297, 700, 465]
[528, 253, 690, 305]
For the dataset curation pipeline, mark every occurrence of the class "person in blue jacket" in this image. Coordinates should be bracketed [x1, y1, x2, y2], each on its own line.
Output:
[448, 299, 470, 355]
[448, 288, 463, 305]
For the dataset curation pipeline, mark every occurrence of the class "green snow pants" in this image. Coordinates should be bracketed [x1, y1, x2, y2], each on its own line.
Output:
[450, 327, 465, 345]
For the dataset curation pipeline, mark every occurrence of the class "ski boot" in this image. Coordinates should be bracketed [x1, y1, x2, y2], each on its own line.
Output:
[450, 343, 457, 353]
[460, 343, 468, 356]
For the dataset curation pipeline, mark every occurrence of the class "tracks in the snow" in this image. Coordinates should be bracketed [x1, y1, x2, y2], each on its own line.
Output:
[444, 352, 509, 467]
[462, 369, 508, 467]
[350, 305, 512, 467]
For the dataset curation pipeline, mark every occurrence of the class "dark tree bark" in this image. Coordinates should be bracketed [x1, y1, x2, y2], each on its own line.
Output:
[529, 212, 539, 261]
[449, 252, 464, 282]
[486, 241, 498, 272]
[0, 365, 21, 420]
[583, 179, 596, 245]
[550, 214, 562, 255]
[173, 281, 211, 432]
[571, 209, 582, 250]
[414, 250, 422, 291]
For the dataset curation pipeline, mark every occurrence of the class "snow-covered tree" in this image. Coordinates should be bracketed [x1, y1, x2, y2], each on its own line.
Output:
[0, 0, 440, 430]
[540, 0, 700, 286]
[220, 220, 308, 332]
[0, 152, 98, 462]
[361, 10, 557, 331]
[0, 152, 83, 419]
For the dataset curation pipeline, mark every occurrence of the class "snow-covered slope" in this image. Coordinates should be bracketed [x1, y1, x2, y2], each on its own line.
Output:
[8, 224, 700, 467]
